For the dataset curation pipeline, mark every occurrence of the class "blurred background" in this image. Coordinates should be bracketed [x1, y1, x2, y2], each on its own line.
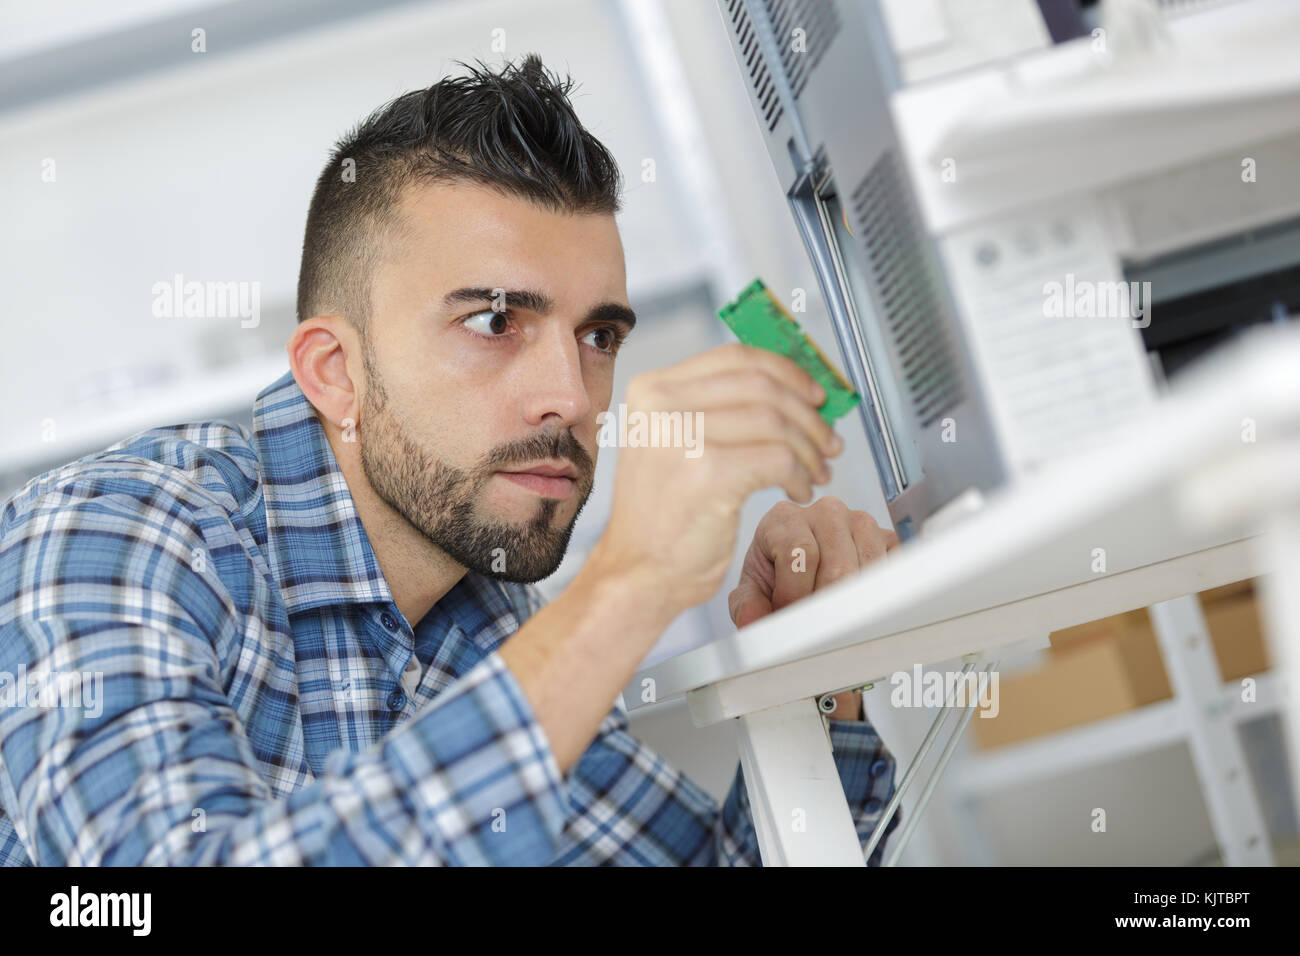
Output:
[1, 0, 1292, 864]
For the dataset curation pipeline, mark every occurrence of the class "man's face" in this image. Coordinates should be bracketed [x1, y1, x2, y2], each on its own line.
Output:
[357, 179, 632, 584]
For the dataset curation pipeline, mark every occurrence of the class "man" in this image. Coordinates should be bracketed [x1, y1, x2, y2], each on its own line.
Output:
[0, 55, 900, 866]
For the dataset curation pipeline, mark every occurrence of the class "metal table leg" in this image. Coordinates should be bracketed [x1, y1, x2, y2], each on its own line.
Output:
[862, 660, 979, 864]
[737, 697, 866, 866]
[1149, 594, 1274, 865]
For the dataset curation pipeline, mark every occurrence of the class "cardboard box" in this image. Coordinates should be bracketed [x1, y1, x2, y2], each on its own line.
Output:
[972, 582, 1269, 749]
[1049, 582, 1268, 691]
[970, 639, 1140, 749]
[1204, 592, 1270, 681]
[1201, 579, 1255, 604]
[1048, 610, 1172, 706]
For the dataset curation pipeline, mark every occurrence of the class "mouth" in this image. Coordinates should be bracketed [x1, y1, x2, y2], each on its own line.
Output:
[495, 463, 578, 499]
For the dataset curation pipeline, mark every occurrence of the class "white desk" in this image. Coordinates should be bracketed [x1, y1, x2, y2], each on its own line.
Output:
[628, 326, 1300, 866]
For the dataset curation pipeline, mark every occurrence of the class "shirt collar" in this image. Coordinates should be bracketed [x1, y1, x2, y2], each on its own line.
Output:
[249, 370, 534, 642]
[251, 370, 394, 615]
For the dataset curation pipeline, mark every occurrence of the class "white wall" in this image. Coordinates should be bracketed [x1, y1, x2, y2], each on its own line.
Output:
[0, 0, 705, 473]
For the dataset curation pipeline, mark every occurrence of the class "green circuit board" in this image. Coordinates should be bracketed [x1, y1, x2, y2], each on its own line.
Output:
[717, 278, 861, 425]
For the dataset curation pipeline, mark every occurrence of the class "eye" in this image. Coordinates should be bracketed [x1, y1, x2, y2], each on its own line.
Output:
[462, 308, 511, 337]
[581, 325, 625, 355]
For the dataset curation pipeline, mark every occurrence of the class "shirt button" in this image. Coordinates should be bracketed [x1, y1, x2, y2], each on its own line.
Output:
[870, 758, 889, 778]
[380, 612, 398, 631]
[386, 688, 407, 711]
[865, 798, 883, 814]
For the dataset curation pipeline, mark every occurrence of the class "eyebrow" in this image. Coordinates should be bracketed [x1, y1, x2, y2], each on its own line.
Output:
[441, 287, 637, 332]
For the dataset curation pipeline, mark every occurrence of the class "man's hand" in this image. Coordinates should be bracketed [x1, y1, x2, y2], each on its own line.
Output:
[510, 344, 843, 774]
[590, 343, 842, 617]
[727, 496, 899, 720]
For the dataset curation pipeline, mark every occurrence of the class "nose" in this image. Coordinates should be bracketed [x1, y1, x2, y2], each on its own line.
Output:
[519, 322, 592, 428]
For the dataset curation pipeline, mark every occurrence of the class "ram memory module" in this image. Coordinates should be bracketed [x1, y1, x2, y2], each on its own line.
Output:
[717, 278, 861, 425]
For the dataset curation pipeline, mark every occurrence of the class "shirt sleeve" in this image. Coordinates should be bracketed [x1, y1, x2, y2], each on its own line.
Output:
[0, 480, 572, 866]
[510, 582, 902, 866]
[544, 696, 901, 866]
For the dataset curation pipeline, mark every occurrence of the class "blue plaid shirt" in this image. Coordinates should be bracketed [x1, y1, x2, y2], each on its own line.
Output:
[0, 370, 899, 866]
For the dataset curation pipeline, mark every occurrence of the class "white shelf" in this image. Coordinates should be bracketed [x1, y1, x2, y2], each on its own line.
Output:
[952, 670, 1282, 797]
[622, 325, 1300, 864]
[630, 327, 1300, 721]
[0, 355, 289, 479]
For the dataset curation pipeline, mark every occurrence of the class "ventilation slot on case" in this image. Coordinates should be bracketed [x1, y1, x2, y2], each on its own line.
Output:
[724, 0, 783, 132]
[766, 0, 840, 101]
[724, 0, 839, 132]
[851, 152, 965, 429]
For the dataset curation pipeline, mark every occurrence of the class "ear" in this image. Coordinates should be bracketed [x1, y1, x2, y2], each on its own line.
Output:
[287, 316, 361, 432]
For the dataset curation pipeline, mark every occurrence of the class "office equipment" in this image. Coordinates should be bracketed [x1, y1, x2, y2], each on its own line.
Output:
[717, 278, 861, 424]
[660, 0, 1300, 865]
[629, 322, 1300, 865]
[716, 0, 1300, 537]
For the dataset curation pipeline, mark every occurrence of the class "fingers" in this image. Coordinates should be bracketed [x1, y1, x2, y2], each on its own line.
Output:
[712, 442, 818, 504]
[808, 498, 861, 591]
[757, 498, 898, 611]
[682, 368, 841, 458]
[700, 407, 830, 491]
[729, 526, 778, 629]
[757, 501, 820, 610]
[643, 350, 843, 504]
[850, 509, 896, 565]
[728, 577, 773, 628]
[658, 342, 826, 409]
[630, 342, 854, 507]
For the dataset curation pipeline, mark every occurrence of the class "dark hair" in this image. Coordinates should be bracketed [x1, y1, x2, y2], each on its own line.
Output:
[295, 53, 623, 332]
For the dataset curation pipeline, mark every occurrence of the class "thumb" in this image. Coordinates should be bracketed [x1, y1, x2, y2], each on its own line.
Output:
[728, 578, 773, 629]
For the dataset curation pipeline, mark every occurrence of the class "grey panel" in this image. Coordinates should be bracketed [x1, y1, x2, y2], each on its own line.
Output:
[850, 150, 964, 430]
[0, 0, 428, 116]
[715, 0, 1010, 531]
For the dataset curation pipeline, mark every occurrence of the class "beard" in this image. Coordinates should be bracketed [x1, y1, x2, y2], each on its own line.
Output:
[357, 340, 594, 583]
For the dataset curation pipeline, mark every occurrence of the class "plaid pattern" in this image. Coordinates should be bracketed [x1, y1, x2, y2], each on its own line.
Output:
[0, 370, 899, 866]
